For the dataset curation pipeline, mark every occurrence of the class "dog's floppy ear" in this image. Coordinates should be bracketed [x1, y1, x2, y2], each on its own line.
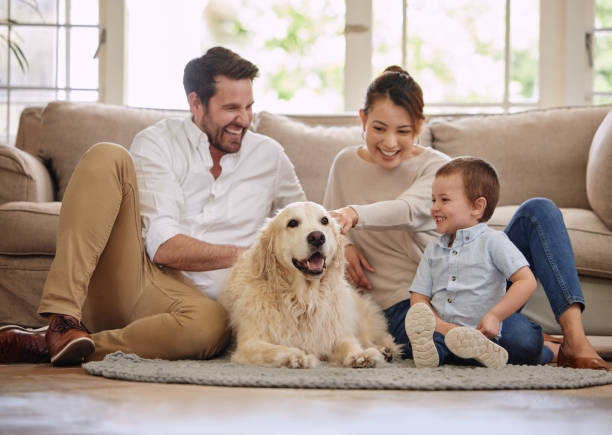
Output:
[251, 217, 276, 279]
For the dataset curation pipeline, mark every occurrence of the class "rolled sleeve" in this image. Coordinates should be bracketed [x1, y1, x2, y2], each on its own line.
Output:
[144, 216, 183, 262]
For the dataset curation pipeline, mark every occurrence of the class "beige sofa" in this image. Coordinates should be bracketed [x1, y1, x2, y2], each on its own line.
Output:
[1, 101, 611, 336]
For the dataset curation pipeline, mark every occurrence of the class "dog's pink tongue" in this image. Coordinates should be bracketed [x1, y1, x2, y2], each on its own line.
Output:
[307, 255, 325, 271]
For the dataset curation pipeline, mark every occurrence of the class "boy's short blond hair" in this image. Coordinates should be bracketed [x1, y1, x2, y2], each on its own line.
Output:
[435, 157, 500, 222]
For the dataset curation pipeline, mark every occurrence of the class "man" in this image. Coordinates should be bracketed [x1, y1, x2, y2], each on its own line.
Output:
[0, 47, 306, 365]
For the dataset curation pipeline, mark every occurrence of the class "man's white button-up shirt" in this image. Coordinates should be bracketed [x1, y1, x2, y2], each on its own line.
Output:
[130, 116, 306, 299]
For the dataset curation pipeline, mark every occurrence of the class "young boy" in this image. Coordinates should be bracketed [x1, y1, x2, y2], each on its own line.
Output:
[405, 157, 539, 368]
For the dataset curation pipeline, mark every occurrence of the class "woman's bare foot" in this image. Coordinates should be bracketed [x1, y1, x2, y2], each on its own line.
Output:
[557, 304, 608, 370]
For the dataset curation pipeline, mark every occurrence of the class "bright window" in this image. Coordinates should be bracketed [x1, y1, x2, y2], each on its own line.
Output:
[126, 0, 345, 113]
[373, 0, 539, 114]
[592, 0, 612, 105]
[127, 0, 538, 115]
[0, 0, 99, 145]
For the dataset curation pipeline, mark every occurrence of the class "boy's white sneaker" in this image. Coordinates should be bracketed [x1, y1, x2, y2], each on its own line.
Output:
[445, 327, 508, 368]
[404, 302, 439, 368]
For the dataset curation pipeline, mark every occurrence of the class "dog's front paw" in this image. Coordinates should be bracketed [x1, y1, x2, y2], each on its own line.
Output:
[275, 348, 320, 369]
[378, 346, 394, 362]
[344, 347, 385, 368]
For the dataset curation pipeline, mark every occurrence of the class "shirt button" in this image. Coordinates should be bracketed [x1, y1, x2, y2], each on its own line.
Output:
[451, 276, 456, 281]
[452, 250, 457, 255]
[447, 297, 452, 303]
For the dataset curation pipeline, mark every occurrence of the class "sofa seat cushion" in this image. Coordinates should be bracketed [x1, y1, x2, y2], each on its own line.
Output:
[430, 106, 612, 208]
[254, 111, 363, 204]
[490, 205, 612, 279]
[0, 201, 60, 255]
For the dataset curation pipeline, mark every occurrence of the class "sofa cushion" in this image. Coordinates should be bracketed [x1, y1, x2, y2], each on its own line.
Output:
[0, 201, 61, 255]
[254, 111, 363, 204]
[586, 110, 612, 229]
[15, 106, 43, 156]
[36, 102, 188, 200]
[490, 205, 612, 279]
[0, 146, 54, 204]
[430, 106, 612, 208]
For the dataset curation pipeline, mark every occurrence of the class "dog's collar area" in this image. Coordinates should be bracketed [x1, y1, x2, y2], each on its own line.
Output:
[292, 252, 326, 275]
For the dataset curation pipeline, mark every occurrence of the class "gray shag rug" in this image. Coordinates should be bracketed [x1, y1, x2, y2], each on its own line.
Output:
[82, 351, 612, 390]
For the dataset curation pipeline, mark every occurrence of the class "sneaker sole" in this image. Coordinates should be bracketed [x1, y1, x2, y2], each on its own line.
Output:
[0, 324, 48, 333]
[445, 327, 508, 368]
[50, 337, 95, 366]
[405, 303, 439, 368]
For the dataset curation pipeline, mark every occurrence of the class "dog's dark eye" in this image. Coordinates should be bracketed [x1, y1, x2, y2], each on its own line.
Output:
[287, 219, 299, 228]
[321, 216, 329, 225]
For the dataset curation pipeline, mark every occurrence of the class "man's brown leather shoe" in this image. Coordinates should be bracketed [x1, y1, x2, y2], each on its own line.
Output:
[46, 315, 95, 366]
[0, 325, 50, 363]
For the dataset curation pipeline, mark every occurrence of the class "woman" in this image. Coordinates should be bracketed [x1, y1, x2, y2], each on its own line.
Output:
[323, 66, 608, 369]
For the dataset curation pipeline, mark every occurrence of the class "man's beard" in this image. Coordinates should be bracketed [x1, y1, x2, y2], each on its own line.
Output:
[208, 126, 246, 154]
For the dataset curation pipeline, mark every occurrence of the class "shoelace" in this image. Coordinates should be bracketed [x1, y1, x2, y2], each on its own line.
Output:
[49, 315, 90, 334]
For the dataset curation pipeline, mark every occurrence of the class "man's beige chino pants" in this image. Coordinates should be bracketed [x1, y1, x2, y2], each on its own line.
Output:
[38, 143, 229, 361]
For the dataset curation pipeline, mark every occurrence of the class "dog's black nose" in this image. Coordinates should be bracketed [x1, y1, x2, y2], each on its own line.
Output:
[307, 231, 326, 247]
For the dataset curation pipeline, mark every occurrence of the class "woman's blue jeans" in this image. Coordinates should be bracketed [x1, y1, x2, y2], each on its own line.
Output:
[385, 198, 582, 365]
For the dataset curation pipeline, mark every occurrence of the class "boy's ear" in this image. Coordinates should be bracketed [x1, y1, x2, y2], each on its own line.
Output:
[472, 196, 487, 219]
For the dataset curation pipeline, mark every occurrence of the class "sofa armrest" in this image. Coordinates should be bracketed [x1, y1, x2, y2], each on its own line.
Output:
[0, 145, 54, 204]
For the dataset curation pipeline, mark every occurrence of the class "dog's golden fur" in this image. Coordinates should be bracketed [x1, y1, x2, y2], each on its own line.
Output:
[219, 201, 400, 368]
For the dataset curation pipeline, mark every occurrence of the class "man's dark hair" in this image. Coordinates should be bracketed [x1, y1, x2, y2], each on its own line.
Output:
[183, 46, 259, 108]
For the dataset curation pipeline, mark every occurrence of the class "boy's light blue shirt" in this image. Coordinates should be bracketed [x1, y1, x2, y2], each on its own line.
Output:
[410, 223, 529, 330]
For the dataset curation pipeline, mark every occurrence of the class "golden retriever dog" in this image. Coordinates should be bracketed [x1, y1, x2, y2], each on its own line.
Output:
[218, 201, 401, 368]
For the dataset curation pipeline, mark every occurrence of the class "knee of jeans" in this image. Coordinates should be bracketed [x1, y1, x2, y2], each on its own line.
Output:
[503, 328, 543, 365]
[519, 197, 561, 221]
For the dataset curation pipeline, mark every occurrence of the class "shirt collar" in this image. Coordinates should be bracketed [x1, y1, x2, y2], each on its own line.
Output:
[438, 222, 488, 248]
[183, 116, 209, 150]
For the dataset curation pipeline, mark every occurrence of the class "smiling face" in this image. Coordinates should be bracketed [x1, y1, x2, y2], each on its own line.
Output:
[189, 75, 254, 156]
[271, 202, 340, 281]
[430, 173, 483, 239]
[359, 97, 423, 170]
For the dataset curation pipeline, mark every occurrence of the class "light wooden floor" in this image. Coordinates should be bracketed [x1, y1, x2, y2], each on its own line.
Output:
[1, 362, 612, 435]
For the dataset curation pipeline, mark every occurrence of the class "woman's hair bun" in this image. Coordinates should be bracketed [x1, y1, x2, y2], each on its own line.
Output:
[383, 65, 410, 76]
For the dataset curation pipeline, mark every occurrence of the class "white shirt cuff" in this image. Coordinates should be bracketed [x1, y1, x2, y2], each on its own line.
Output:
[145, 217, 183, 261]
